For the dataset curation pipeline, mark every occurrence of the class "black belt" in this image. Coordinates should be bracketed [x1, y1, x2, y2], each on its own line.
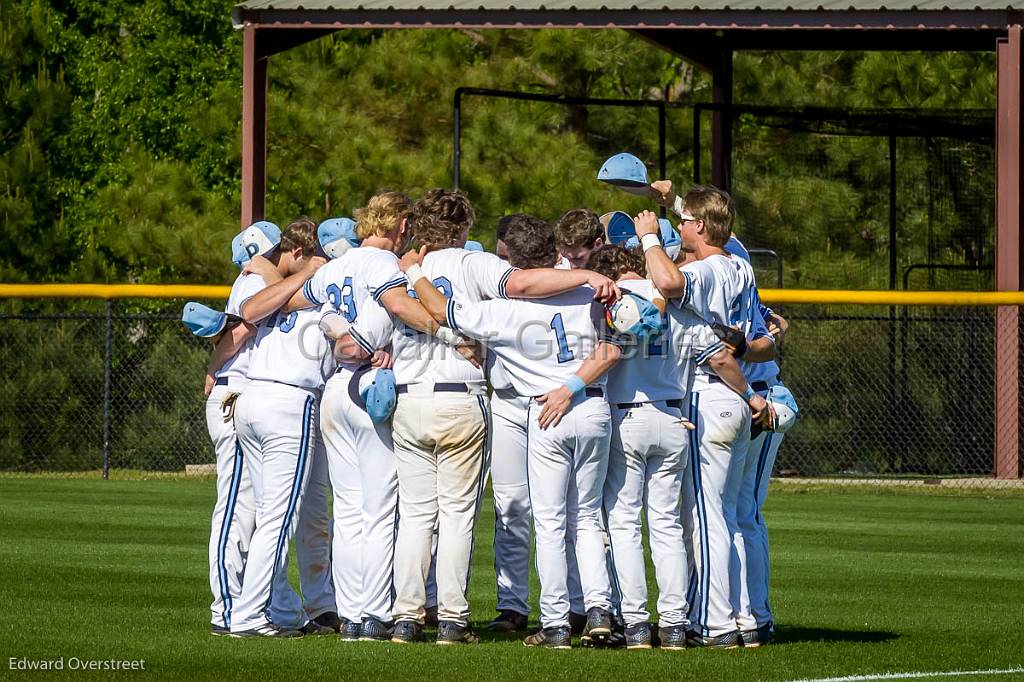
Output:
[584, 387, 604, 398]
[616, 398, 684, 410]
[215, 377, 229, 386]
[708, 375, 769, 392]
[397, 382, 472, 395]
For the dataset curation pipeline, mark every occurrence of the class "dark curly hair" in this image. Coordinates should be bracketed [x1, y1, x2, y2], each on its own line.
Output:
[585, 244, 646, 281]
[410, 188, 476, 249]
[501, 214, 557, 270]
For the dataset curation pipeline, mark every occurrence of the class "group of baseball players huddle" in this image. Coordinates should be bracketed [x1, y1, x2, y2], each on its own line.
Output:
[183, 152, 799, 650]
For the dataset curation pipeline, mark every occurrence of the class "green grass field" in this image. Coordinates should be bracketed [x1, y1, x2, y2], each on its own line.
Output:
[1, 477, 1022, 681]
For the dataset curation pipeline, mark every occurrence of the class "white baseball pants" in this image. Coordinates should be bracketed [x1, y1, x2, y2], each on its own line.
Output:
[528, 394, 613, 629]
[230, 381, 319, 632]
[206, 382, 256, 630]
[391, 386, 488, 627]
[733, 421, 785, 631]
[295, 441, 335, 620]
[320, 368, 399, 624]
[683, 382, 751, 638]
[605, 401, 690, 628]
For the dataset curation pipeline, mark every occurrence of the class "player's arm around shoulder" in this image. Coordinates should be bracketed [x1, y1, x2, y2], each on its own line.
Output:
[239, 256, 324, 324]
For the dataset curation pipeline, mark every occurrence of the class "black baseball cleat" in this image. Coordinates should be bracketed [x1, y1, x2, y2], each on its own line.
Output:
[210, 624, 230, 637]
[300, 620, 335, 636]
[312, 611, 342, 633]
[624, 623, 653, 649]
[230, 623, 304, 638]
[487, 610, 529, 632]
[436, 620, 480, 645]
[390, 620, 425, 644]
[686, 629, 741, 649]
[568, 611, 587, 636]
[740, 622, 775, 648]
[424, 606, 439, 628]
[581, 607, 613, 648]
[658, 625, 688, 650]
[339, 617, 361, 641]
[359, 617, 393, 642]
[523, 626, 571, 649]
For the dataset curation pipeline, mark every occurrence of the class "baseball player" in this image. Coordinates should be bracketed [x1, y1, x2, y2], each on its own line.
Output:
[635, 189, 774, 649]
[387, 190, 619, 646]
[554, 208, 605, 269]
[586, 245, 763, 650]
[195, 221, 279, 636]
[407, 213, 623, 649]
[227, 218, 337, 638]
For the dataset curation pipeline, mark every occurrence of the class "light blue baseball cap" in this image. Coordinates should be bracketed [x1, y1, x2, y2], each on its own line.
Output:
[597, 153, 650, 195]
[235, 221, 281, 265]
[464, 240, 484, 252]
[766, 384, 799, 433]
[318, 218, 360, 260]
[182, 302, 238, 338]
[602, 211, 636, 246]
[348, 366, 398, 423]
[606, 292, 664, 341]
[659, 218, 681, 249]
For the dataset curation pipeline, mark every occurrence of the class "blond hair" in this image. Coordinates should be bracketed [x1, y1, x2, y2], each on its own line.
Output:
[354, 191, 411, 241]
[682, 186, 735, 247]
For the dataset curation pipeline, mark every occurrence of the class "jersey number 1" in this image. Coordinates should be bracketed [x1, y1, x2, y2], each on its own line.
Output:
[549, 313, 575, 364]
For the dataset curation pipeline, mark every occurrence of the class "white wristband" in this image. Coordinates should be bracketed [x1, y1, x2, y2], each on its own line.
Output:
[434, 325, 466, 347]
[672, 195, 686, 219]
[640, 233, 662, 253]
[406, 264, 426, 286]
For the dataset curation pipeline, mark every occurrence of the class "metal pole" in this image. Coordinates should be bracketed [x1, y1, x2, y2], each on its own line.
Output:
[453, 88, 463, 190]
[102, 300, 112, 480]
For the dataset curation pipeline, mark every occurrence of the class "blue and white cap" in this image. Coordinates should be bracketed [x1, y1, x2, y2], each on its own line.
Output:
[235, 221, 281, 265]
[659, 218, 682, 261]
[602, 211, 636, 246]
[182, 302, 237, 338]
[605, 292, 664, 341]
[348, 366, 398, 423]
[464, 240, 484, 252]
[318, 218, 359, 260]
[597, 153, 650, 195]
[766, 384, 799, 433]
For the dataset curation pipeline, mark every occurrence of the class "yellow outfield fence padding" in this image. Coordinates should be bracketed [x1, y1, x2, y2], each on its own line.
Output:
[2, 283, 1024, 306]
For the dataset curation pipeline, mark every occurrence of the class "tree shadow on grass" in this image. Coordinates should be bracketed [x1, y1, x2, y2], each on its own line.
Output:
[776, 625, 899, 645]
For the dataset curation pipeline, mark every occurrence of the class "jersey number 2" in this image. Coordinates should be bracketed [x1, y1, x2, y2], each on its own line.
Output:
[549, 313, 575, 364]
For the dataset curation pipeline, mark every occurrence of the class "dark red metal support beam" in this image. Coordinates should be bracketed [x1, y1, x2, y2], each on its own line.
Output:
[241, 24, 268, 229]
[995, 25, 1023, 479]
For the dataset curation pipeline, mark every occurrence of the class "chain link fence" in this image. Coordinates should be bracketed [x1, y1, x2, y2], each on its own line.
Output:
[1, 296, 1019, 486]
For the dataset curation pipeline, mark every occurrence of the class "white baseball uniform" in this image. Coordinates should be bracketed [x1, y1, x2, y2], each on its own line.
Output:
[304, 247, 405, 625]
[675, 253, 765, 638]
[604, 279, 723, 629]
[206, 272, 262, 630]
[448, 286, 618, 629]
[387, 248, 514, 627]
[230, 305, 335, 634]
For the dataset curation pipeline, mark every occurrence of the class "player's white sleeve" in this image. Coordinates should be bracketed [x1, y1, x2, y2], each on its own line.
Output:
[692, 323, 727, 367]
[673, 261, 714, 313]
[447, 298, 504, 344]
[367, 253, 407, 303]
[302, 266, 329, 306]
[233, 274, 268, 316]
[463, 251, 517, 301]
[346, 300, 396, 354]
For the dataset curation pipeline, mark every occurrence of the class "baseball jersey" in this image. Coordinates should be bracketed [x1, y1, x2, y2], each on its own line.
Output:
[347, 298, 397, 356]
[391, 248, 517, 386]
[302, 246, 407, 323]
[606, 279, 722, 405]
[216, 272, 268, 381]
[448, 286, 620, 397]
[725, 236, 781, 385]
[675, 253, 772, 388]
[246, 306, 335, 391]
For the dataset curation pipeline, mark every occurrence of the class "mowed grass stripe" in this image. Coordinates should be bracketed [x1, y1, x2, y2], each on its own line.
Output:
[0, 478, 1021, 681]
